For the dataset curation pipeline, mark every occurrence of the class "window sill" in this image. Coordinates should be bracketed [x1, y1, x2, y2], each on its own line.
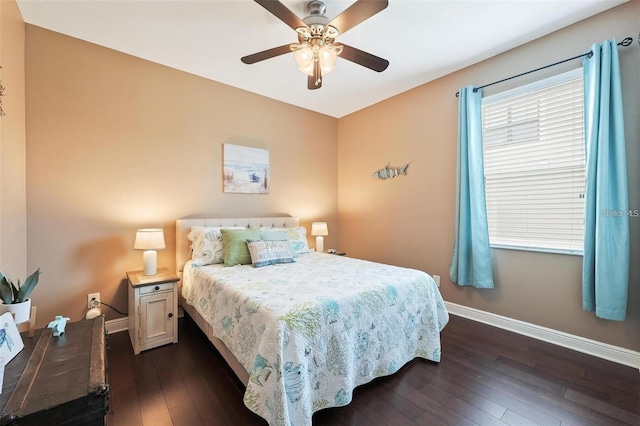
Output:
[490, 244, 583, 256]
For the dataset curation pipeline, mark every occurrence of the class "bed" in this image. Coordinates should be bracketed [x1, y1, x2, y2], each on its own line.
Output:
[176, 217, 449, 426]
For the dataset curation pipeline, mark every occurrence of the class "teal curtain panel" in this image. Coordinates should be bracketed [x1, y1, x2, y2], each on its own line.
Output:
[450, 86, 495, 289]
[582, 39, 629, 321]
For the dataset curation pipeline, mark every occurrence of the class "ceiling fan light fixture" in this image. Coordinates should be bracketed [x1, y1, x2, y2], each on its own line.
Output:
[294, 46, 314, 75]
[243, 0, 390, 90]
[297, 64, 314, 76]
[294, 45, 336, 76]
[318, 45, 337, 74]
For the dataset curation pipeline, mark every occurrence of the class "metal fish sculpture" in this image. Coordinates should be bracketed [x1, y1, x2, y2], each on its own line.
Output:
[372, 163, 410, 180]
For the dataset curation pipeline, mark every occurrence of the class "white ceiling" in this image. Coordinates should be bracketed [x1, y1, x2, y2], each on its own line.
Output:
[16, 0, 626, 118]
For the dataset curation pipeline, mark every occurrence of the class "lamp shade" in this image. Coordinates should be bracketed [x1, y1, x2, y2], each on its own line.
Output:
[311, 222, 328, 236]
[294, 46, 314, 75]
[294, 46, 337, 77]
[318, 46, 337, 74]
[134, 229, 165, 250]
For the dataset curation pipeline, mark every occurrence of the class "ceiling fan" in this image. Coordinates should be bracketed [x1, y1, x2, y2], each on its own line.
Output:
[241, 0, 390, 90]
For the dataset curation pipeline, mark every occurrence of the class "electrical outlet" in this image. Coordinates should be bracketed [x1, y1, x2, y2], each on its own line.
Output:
[88, 292, 100, 309]
[433, 275, 441, 287]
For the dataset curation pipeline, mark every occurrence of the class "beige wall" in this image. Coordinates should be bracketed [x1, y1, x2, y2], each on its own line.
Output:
[0, 0, 27, 280]
[338, 2, 639, 351]
[25, 26, 338, 327]
[18, 2, 640, 352]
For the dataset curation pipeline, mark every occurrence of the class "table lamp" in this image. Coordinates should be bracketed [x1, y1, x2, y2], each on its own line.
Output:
[311, 222, 328, 254]
[134, 229, 165, 275]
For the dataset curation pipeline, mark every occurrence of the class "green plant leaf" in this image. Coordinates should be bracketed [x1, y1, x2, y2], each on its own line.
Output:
[0, 276, 14, 304]
[9, 279, 18, 302]
[16, 269, 40, 303]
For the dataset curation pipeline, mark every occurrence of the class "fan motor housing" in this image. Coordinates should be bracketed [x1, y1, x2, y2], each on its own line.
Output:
[307, 0, 325, 16]
[303, 0, 329, 26]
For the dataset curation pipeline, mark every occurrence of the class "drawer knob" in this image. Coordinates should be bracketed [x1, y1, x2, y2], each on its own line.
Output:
[168, 313, 173, 318]
[154, 285, 160, 291]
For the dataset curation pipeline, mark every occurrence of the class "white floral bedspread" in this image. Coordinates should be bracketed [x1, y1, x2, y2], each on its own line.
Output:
[183, 252, 449, 426]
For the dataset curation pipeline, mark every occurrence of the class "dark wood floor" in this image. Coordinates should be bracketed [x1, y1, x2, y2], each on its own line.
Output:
[106, 314, 639, 426]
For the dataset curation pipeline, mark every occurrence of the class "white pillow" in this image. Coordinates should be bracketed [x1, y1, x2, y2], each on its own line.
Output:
[284, 227, 312, 255]
[187, 226, 243, 266]
[247, 239, 296, 268]
[187, 226, 214, 245]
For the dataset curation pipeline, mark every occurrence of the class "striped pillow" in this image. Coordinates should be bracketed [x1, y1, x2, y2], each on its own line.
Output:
[246, 239, 296, 268]
[221, 228, 261, 266]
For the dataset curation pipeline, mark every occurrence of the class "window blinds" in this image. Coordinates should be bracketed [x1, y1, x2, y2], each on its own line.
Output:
[482, 69, 585, 254]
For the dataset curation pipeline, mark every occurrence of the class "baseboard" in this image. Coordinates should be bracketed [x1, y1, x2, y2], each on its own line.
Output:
[445, 301, 640, 371]
[105, 317, 128, 334]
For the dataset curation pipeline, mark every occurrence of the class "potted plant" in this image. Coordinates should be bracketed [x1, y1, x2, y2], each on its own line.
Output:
[0, 269, 40, 324]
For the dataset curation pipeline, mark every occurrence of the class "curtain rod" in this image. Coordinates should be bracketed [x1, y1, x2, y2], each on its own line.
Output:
[455, 37, 634, 97]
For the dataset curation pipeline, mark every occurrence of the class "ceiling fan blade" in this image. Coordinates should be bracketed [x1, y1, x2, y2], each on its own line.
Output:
[336, 44, 389, 72]
[241, 44, 293, 64]
[327, 0, 388, 35]
[308, 74, 322, 90]
[255, 0, 306, 31]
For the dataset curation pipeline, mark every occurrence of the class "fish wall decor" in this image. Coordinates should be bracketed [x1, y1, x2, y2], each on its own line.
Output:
[371, 163, 410, 180]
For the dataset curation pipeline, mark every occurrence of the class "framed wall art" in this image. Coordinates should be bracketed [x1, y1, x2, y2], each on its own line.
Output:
[223, 144, 270, 194]
[0, 312, 24, 366]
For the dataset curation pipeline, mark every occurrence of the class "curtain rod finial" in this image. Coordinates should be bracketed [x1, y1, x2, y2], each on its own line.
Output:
[618, 37, 632, 47]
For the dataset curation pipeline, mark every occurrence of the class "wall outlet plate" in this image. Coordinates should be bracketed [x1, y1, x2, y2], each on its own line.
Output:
[433, 275, 441, 287]
[88, 292, 100, 309]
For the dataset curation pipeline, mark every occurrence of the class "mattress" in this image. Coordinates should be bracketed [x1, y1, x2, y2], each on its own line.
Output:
[183, 252, 449, 426]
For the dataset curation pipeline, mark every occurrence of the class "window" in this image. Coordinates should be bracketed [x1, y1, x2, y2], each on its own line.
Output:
[482, 68, 585, 254]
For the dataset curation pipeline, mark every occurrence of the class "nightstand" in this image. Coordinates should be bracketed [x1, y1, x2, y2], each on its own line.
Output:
[127, 267, 179, 355]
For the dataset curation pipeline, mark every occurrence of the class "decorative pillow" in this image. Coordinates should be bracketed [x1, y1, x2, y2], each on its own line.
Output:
[188, 226, 243, 266]
[221, 228, 261, 266]
[260, 229, 288, 240]
[260, 230, 296, 257]
[247, 239, 296, 268]
[284, 227, 312, 255]
[187, 226, 212, 243]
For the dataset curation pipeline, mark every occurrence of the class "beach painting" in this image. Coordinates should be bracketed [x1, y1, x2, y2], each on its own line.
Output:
[0, 312, 23, 367]
[223, 144, 270, 194]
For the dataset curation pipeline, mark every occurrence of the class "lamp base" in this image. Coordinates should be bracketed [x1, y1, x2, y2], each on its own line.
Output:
[143, 250, 157, 275]
[315, 236, 324, 254]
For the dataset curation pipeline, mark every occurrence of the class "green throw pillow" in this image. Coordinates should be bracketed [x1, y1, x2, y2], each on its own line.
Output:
[221, 228, 261, 266]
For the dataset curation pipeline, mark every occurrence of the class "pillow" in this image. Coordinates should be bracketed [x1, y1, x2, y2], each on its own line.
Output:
[221, 228, 261, 266]
[188, 226, 243, 266]
[246, 239, 295, 268]
[187, 226, 213, 244]
[260, 229, 288, 241]
[284, 227, 312, 255]
[260, 229, 296, 257]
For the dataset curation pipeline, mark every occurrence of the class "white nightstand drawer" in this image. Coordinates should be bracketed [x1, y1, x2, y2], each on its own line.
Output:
[139, 282, 174, 294]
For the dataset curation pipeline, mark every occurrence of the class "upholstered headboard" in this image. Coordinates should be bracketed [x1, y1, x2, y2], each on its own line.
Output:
[175, 217, 300, 274]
